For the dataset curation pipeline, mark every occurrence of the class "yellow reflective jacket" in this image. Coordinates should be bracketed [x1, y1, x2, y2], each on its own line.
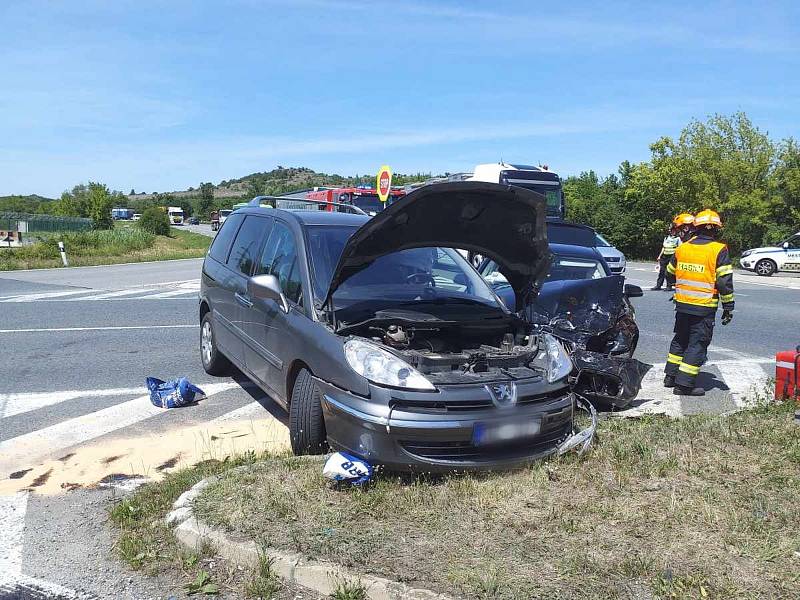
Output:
[666, 235, 735, 315]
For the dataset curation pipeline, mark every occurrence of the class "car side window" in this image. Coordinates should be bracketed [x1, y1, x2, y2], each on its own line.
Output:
[786, 235, 800, 250]
[226, 216, 271, 276]
[208, 213, 244, 263]
[257, 222, 304, 305]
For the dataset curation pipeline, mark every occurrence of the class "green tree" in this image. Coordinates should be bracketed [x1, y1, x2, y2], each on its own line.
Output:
[198, 183, 215, 217]
[137, 207, 171, 236]
[85, 182, 115, 229]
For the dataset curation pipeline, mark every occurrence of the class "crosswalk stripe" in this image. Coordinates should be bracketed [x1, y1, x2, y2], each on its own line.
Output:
[0, 289, 90, 302]
[0, 387, 144, 419]
[716, 362, 771, 407]
[139, 289, 199, 299]
[0, 382, 239, 472]
[73, 288, 155, 300]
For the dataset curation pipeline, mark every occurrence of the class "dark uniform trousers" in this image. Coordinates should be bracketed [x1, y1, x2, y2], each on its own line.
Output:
[665, 312, 715, 388]
[655, 255, 672, 288]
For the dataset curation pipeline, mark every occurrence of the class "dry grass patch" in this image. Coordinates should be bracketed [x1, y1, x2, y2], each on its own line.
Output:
[193, 401, 800, 599]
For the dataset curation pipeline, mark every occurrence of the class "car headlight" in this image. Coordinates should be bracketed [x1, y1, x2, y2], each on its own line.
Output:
[344, 339, 435, 391]
[543, 334, 573, 383]
[741, 250, 752, 258]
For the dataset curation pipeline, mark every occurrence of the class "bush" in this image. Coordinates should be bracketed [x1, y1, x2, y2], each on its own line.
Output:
[137, 208, 171, 236]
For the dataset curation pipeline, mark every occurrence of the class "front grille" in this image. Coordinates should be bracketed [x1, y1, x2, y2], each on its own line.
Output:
[604, 256, 621, 262]
[400, 423, 572, 462]
[391, 389, 568, 414]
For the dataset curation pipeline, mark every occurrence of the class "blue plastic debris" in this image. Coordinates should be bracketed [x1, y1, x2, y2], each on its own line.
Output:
[146, 377, 206, 409]
[323, 452, 373, 486]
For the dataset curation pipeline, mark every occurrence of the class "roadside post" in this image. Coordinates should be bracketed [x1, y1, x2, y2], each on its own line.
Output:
[58, 240, 69, 266]
[376, 165, 392, 205]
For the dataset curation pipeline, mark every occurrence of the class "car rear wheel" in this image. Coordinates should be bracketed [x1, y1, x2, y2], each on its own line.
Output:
[289, 368, 327, 455]
[755, 258, 776, 276]
[200, 312, 231, 375]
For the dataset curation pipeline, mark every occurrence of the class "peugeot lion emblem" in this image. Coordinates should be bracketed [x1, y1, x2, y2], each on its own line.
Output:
[485, 382, 518, 408]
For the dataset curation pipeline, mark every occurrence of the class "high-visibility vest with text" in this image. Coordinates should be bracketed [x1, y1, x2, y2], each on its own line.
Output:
[673, 240, 725, 308]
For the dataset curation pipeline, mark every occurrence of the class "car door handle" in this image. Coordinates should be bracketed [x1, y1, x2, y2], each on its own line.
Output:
[235, 292, 253, 308]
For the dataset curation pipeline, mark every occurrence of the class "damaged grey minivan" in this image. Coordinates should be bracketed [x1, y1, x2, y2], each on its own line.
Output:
[199, 182, 590, 471]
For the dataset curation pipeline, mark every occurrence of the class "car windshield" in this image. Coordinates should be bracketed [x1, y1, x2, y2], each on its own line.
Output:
[305, 225, 501, 310]
[594, 233, 611, 247]
[546, 223, 596, 247]
[350, 194, 384, 215]
[482, 254, 605, 285]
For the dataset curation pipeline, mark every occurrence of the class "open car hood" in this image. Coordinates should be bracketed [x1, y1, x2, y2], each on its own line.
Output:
[322, 182, 550, 310]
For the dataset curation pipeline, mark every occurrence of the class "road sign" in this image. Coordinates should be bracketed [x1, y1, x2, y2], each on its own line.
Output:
[376, 165, 392, 203]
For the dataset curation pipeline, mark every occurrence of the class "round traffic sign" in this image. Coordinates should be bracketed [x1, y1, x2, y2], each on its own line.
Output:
[376, 165, 392, 203]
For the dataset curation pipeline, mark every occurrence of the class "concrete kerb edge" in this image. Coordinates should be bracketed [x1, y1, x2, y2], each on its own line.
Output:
[166, 475, 451, 600]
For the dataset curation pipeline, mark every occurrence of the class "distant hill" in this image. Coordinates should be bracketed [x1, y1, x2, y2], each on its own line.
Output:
[127, 166, 433, 201]
[0, 194, 57, 213]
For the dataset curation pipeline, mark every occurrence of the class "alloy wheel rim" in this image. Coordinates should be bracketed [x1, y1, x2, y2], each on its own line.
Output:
[201, 321, 213, 365]
[757, 262, 772, 275]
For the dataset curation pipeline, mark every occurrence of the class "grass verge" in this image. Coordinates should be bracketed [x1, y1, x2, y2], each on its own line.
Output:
[0, 225, 210, 270]
[185, 400, 800, 600]
[108, 452, 321, 599]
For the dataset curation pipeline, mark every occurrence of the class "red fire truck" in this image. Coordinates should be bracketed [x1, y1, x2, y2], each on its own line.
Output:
[305, 186, 405, 214]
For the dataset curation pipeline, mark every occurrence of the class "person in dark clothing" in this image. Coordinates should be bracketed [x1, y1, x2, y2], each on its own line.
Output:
[664, 209, 734, 396]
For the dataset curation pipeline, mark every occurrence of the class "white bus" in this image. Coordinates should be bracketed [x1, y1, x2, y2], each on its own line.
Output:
[167, 206, 184, 225]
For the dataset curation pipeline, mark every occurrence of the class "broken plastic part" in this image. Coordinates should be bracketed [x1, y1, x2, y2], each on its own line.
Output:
[556, 395, 597, 455]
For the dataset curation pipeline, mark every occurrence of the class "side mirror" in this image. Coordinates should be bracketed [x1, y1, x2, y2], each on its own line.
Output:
[249, 274, 289, 313]
[624, 284, 643, 298]
[783, 242, 790, 249]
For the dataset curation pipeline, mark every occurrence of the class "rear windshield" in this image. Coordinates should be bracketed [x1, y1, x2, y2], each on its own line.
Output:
[546, 222, 596, 247]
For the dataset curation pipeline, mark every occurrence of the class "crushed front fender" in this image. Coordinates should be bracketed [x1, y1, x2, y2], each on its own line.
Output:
[569, 349, 652, 409]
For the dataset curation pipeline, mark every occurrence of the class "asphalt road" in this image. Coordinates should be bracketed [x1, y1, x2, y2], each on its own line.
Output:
[0, 255, 797, 598]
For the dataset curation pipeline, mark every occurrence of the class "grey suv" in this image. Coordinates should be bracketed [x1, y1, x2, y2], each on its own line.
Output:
[199, 182, 579, 471]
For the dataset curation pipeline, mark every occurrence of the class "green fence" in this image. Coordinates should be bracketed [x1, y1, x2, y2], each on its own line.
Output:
[0, 212, 93, 233]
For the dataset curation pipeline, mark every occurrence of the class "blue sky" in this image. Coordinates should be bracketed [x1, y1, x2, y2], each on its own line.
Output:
[2, 0, 798, 197]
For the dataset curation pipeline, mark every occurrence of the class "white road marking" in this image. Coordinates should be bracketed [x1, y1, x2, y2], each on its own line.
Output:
[73, 288, 157, 300]
[716, 362, 771, 407]
[617, 362, 683, 418]
[0, 289, 90, 302]
[0, 492, 26, 574]
[0, 492, 79, 595]
[0, 382, 239, 472]
[212, 401, 269, 422]
[0, 386, 145, 419]
[0, 324, 197, 333]
[140, 288, 199, 299]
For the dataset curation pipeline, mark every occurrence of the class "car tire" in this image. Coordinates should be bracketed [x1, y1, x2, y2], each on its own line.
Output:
[200, 312, 231, 376]
[755, 258, 776, 276]
[289, 368, 327, 455]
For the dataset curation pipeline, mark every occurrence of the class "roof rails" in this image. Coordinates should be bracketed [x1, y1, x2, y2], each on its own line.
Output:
[246, 195, 367, 216]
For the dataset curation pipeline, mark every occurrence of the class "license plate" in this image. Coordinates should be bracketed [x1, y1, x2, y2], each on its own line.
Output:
[472, 419, 541, 446]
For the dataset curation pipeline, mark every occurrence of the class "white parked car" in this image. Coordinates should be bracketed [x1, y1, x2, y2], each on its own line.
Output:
[739, 232, 800, 276]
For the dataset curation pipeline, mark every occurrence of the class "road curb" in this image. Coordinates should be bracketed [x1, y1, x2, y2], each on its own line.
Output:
[166, 476, 452, 600]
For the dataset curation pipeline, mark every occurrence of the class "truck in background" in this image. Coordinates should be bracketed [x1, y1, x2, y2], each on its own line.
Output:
[306, 185, 405, 215]
[467, 162, 565, 218]
[167, 206, 184, 225]
[111, 208, 134, 220]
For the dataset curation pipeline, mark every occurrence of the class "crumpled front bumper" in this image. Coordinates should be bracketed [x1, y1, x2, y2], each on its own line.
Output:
[313, 375, 576, 472]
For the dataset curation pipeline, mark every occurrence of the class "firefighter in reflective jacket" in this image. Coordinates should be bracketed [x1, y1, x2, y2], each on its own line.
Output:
[664, 209, 734, 396]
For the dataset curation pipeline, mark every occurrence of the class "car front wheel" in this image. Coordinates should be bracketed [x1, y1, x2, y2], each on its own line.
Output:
[289, 368, 327, 455]
[200, 312, 231, 375]
[755, 258, 776, 276]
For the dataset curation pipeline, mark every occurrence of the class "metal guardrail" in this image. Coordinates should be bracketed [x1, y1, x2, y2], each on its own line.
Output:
[0, 212, 93, 233]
